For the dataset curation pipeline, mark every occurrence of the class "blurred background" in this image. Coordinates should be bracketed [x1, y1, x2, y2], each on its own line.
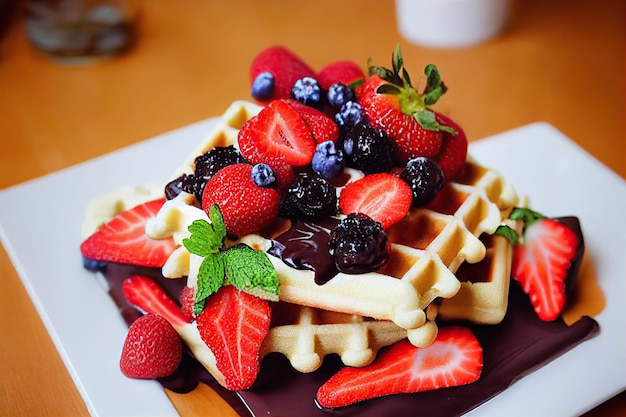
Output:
[0, 0, 624, 416]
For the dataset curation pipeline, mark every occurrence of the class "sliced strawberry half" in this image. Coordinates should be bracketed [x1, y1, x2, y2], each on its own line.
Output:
[339, 173, 413, 229]
[80, 199, 176, 268]
[122, 275, 190, 328]
[196, 285, 271, 391]
[317, 326, 483, 408]
[238, 100, 316, 167]
[511, 215, 581, 321]
[283, 99, 340, 144]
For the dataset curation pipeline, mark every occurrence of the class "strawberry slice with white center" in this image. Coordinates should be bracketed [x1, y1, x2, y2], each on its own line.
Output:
[196, 285, 271, 391]
[512, 217, 580, 321]
[339, 172, 413, 229]
[80, 199, 176, 268]
[316, 326, 483, 408]
[237, 99, 317, 167]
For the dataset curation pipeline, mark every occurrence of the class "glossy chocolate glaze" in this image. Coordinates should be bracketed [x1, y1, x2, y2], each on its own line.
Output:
[100, 261, 598, 417]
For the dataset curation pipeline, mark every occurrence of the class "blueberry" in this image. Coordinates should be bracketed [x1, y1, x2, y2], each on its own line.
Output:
[83, 256, 108, 271]
[400, 157, 446, 206]
[335, 101, 364, 132]
[312, 141, 344, 179]
[343, 122, 395, 174]
[327, 83, 355, 107]
[280, 173, 337, 219]
[251, 163, 276, 187]
[251, 71, 275, 100]
[329, 213, 389, 274]
[291, 77, 322, 108]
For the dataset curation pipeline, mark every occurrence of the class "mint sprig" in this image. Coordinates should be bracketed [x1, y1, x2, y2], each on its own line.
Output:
[182, 205, 279, 315]
[495, 207, 548, 245]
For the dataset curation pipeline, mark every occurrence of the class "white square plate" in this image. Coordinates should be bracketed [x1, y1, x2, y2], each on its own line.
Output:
[1, 120, 625, 417]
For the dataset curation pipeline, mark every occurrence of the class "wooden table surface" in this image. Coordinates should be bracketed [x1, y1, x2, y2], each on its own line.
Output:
[0, 0, 624, 416]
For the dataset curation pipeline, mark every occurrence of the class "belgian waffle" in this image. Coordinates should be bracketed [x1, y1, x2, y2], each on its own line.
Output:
[154, 101, 519, 356]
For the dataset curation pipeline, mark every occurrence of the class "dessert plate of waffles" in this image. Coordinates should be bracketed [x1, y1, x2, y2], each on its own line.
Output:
[1, 118, 625, 417]
[1, 47, 625, 417]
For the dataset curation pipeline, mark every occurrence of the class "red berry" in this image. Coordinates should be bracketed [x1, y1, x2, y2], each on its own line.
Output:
[339, 173, 413, 229]
[433, 112, 468, 180]
[120, 314, 183, 379]
[283, 99, 340, 144]
[317, 60, 365, 90]
[201, 163, 280, 237]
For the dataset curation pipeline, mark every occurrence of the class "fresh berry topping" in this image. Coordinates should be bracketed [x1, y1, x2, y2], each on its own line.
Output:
[164, 173, 199, 200]
[195, 145, 247, 182]
[343, 122, 395, 174]
[80, 199, 177, 268]
[119, 314, 183, 379]
[335, 100, 364, 132]
[311, 140, 344, 179]
[251, 163, 276, 187]
[250, 71, 275, 101]
[201, 163, 280, 237]
[291, 76, 322, 108]
[316, 326, 483, 408]
[357, 46, 455, 163]
[196, 285, 271, 391]
[249, 46, 316, 103]
[499, 208, 582, 321]
[122, 275, 191, 327]
[178, 285, 196, 321]
[399, 156, 446, 206]
[339, 173, 412, 229]
[238, 100, 317, 167]
[284, 99, 340, 144]
[316, 60, 365, 91]
[433, 112, 468, 180]
[280, 172, 338, 220]
[82, 256, 107, 271]
[327, 82, 356, 108]
[329, 213, 389, 274]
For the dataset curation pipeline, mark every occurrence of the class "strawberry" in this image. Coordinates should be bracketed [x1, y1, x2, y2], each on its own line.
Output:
[433, 112, 468, 180]
[119, 314, 183, 379]
[196, 285, 271, 391]
[316, 326, 482, 408]
[178, 285, 196, 321]
[238, 100, 317, 167]
[250, 45, 316, 103]
[317, 60, 365, 90]
[122, 275, 191, 328]
[201, 163, 280, 237]
[357, 46, 455, 164]
[505, 209, 582, 321]
[80, 199, 176, 268]
[283, 99, 340, 144]
[339, 173, 413, 229]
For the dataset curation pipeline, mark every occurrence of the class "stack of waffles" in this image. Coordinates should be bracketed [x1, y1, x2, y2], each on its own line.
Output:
[146, 100, 520, 374]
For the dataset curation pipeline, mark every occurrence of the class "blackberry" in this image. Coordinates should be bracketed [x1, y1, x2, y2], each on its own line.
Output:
[327, 82, 355, 107]
[291, 77, 322, 108]
[329, 213, 389, 274]
[400, 156, 446, 206]
[251, 71, 275, 101]
[311, 140, 344, 179]
[280, 172, 337, 220]
[192, 146, 246, 200]
[164, 173, 202, 200]
[343, 122, 395, 174]
[334, 100, 364, 132]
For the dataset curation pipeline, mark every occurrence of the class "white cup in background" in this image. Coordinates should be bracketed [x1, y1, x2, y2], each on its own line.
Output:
[395, 0, 511, 49]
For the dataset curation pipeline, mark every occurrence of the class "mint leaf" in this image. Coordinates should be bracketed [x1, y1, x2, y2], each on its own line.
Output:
[495, 225, 520, 246]
[509, 207, 546, 225]
[195, 253, 226, 310]
[223, 244, 279, 295]
[182, 207, 226, 256]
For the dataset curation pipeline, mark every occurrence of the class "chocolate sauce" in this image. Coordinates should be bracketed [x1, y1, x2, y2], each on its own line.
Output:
[100, 263, 598, 417]
[268, 217, 340, 284]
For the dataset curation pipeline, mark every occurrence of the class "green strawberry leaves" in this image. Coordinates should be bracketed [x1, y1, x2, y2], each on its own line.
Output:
[183, 205, 279, 315]
[368, 44, 455, 134]
[495, 207, 549, 245]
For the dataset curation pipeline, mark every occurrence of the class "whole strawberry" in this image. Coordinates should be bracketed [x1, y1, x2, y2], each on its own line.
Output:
[202, 163, 280, 237]
[357, 45, 455, 164]
[120, 314, 182, 379]
[433, 112, 468, 180]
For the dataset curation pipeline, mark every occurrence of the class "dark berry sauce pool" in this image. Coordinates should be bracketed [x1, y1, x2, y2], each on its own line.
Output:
[99, 260, 599, 417]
